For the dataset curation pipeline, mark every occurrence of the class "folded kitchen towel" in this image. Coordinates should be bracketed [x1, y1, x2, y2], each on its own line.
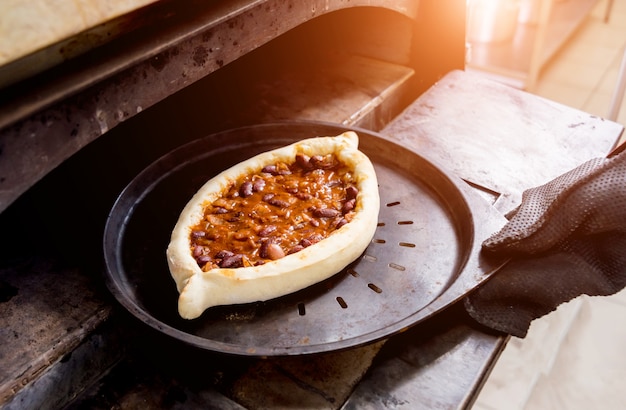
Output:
[464, 147, 626, 338]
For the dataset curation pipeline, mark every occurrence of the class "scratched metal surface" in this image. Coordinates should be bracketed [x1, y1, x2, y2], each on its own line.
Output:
[383, 69, 624, 214]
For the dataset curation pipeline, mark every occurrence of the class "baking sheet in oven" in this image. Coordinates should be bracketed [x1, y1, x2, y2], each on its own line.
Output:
[103, 121, 507, 356]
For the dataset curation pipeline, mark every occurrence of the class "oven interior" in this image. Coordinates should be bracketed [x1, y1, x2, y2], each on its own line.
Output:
[0, 1, 466, 408]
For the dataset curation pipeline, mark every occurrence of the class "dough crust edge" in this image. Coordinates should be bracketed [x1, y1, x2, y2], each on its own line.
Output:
[166, 131, 380, 319]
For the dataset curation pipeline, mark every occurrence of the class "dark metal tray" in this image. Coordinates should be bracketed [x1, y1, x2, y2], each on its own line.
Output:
[103, 121, 506, 356]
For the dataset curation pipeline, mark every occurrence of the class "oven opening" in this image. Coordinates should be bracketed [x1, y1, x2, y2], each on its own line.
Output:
[0, 2, 466, 407]
[1, 5, 463, 266]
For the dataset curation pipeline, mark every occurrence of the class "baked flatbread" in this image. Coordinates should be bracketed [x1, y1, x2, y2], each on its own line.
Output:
[167, 131, 379, 319]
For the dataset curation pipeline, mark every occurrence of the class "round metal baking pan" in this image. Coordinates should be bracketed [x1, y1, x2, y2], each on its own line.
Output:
[103, 121, 506, 356]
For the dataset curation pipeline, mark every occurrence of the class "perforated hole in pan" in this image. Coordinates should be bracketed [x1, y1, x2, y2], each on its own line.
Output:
[258, 157, 464, 339]
[294, 200, 421, 315]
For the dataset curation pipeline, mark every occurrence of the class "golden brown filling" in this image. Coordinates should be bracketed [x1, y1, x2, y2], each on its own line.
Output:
[190, 153, 359, 271]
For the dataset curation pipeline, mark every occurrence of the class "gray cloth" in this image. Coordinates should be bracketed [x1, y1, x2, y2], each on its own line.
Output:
[464, 149, 626, 338]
